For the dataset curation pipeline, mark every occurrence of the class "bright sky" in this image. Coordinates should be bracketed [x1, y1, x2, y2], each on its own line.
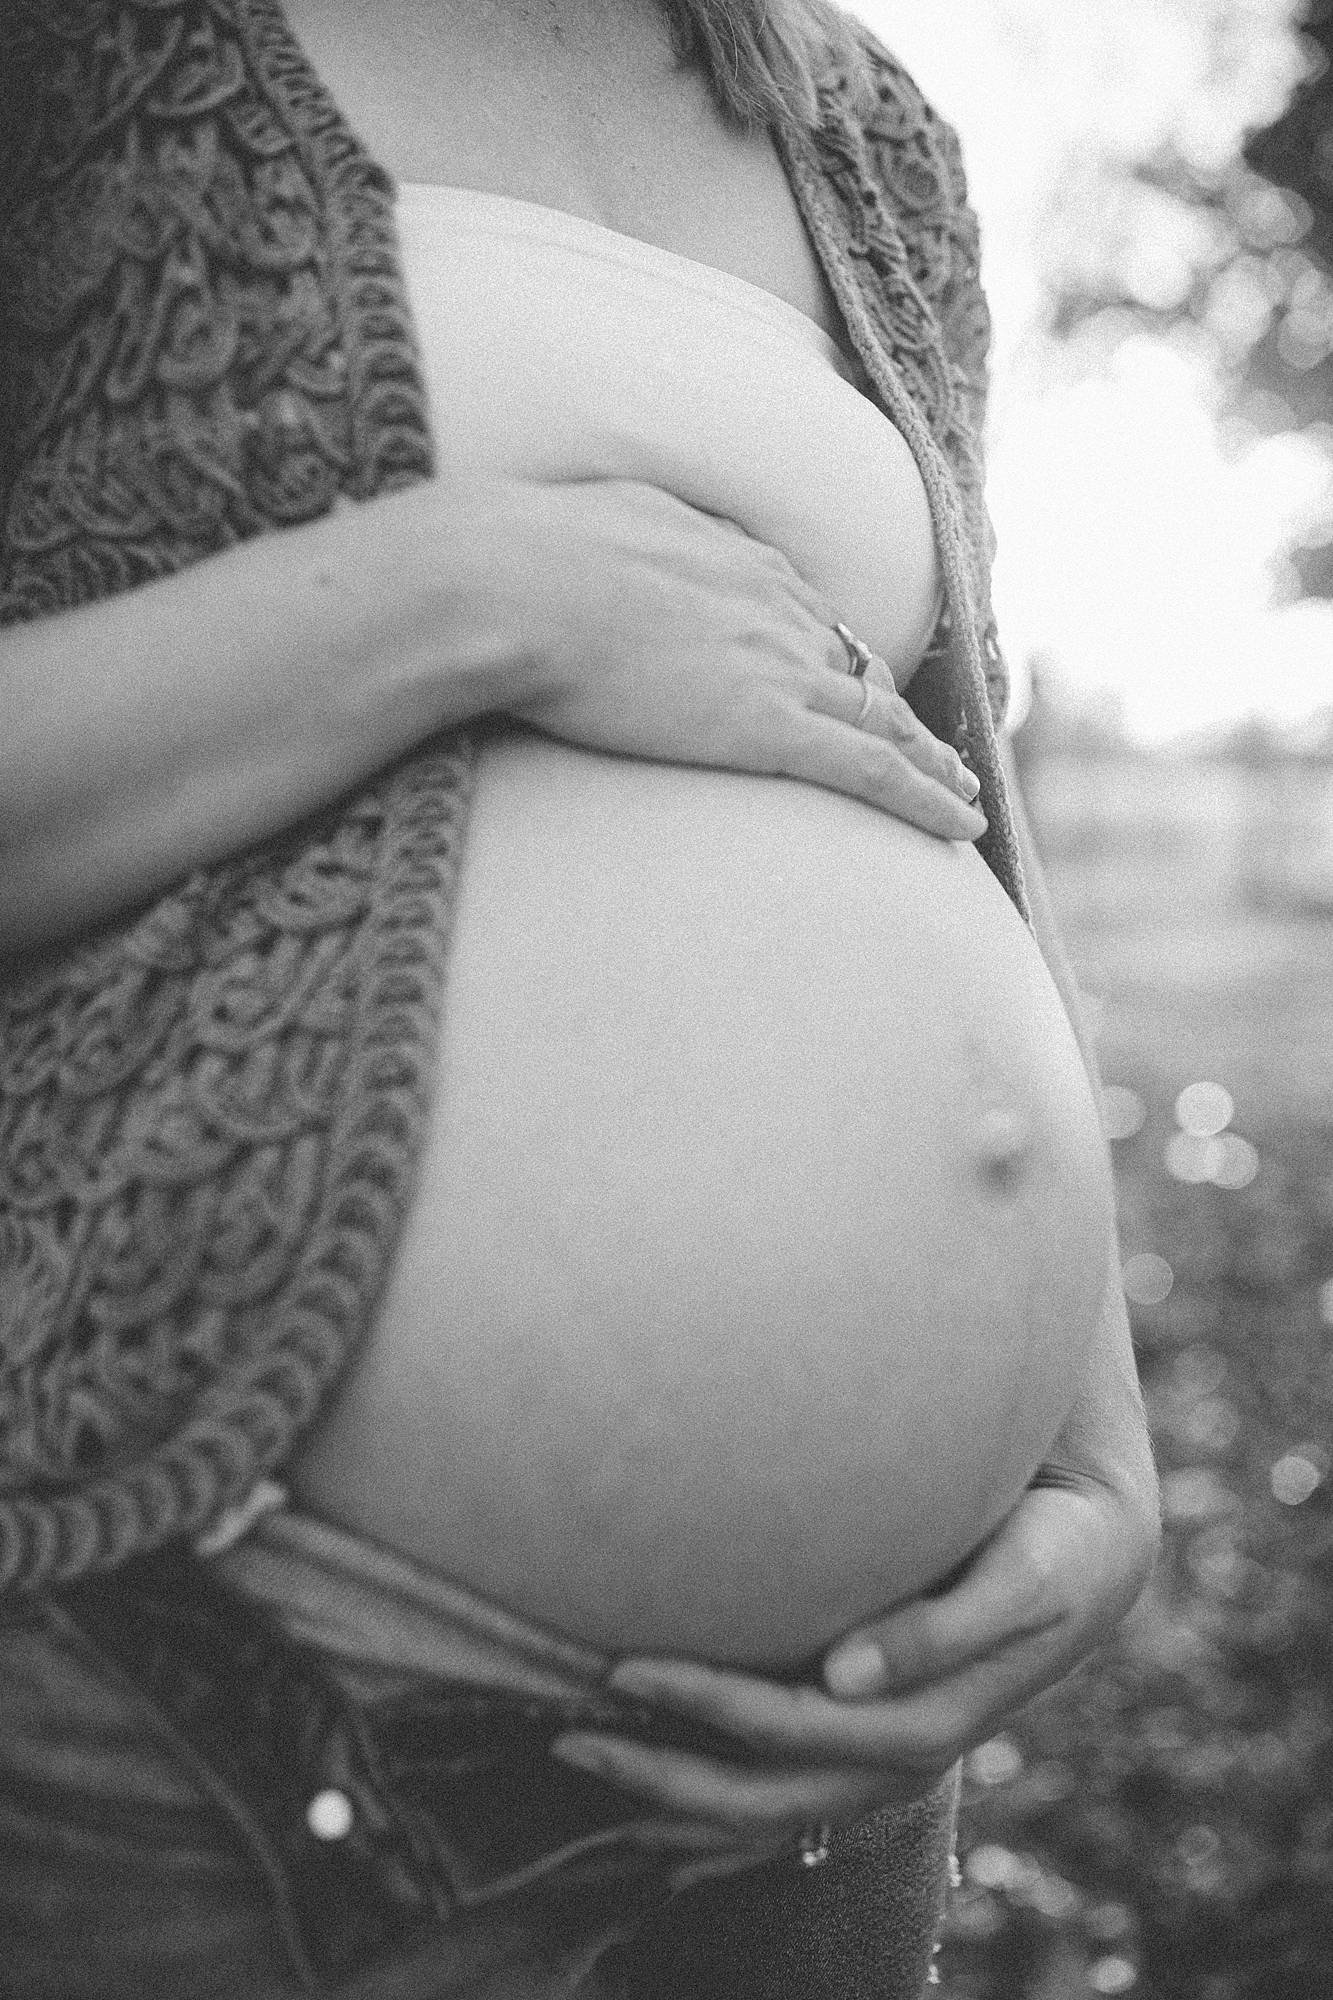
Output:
[855, 0, 1333, 739]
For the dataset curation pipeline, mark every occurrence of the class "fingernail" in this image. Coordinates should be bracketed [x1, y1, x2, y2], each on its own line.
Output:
[824, 1640, 885, 1699]
[956, 764, 981, 801]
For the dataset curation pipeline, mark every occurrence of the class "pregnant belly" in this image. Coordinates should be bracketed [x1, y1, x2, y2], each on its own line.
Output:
[293, 729, 1114, 1671]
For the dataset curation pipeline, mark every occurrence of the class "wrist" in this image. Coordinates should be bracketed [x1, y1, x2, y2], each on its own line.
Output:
[306, 477, 559, 746]
[461, 477, 597, 711]
[429, 476, 561, 707]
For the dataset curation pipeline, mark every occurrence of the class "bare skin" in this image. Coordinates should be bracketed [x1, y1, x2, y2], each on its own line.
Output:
[280, 0, 849, 342]
[0, 0, 1159, 1867]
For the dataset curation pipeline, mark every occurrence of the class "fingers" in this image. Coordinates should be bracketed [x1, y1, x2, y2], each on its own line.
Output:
[818, 660, 980, 795]
[604, 1656, 958, 1772]
[625, 1813, 794, 1890]
[586, 1807, 790, 1895]
[822, 1484, 1130, 1710]
[596, 1493, 1132, 1774]
[824, 1534, 1065, 1701]
[610, 1660, 847, 1760]
[774, 557, 836, 627]
[865, 685, 982, 802]
[789, 709, 988, 841]
[550, 1731, 893, 1836]
[605, 1643, 1072, 1785]
[794, 647, 986, 838]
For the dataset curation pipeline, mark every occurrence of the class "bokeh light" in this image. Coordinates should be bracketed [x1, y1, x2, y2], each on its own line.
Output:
[1090, 1956, 1140, 1995]
[1027, 1873, 1082, 1919]
[1188, 1524, 1249, 1593]
[1177, 1824, 1223, 1869]
[1177, 1344, 1229, 1397]
[1161, 1466, 1239, 1522]
[1165, 1126, 1260, 1188]
[1175, 1082, 1236, 1137]
[1086, 1902, 1136, 1946]
[969, 1737, 1025, 1787]
[1211, 1134, 1261, 1190]
[1182, 1395, 1242, 1453]
[1270, 1451, 1325, 1505]
[1123, 1251, 1176, 1305]
[1166, 1132, 1228, 1183]
[966, 1844, 1034, 1892]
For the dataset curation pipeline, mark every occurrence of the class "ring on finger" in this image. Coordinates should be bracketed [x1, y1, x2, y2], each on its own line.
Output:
[851, 677, 875, 729]
[834, 620, 875, 679]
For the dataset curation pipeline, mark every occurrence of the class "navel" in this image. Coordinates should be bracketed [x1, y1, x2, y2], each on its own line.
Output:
[972, 1107, 1034, 1195]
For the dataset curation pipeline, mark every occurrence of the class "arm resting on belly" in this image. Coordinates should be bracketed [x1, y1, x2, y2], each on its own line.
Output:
[0, 475, 982, 966]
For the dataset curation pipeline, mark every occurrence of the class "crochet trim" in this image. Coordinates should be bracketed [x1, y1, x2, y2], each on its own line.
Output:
[784, 38, 1026, 903]
[0, 0, 478, 1590]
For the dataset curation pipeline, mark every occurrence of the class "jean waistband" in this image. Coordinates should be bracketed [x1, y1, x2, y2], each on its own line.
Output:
[211, 1498, 622, 1714]
[46, 1530, 715, 1995]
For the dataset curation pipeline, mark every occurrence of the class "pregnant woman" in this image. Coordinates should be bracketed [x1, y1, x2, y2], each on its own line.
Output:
[0, 1, 1159, 1995]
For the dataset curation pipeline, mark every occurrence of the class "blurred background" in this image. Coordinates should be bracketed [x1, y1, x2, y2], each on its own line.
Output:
[856, 2, 1333, 1995]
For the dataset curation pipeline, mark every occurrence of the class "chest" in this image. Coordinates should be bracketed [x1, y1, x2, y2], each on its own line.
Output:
[277, 0, 847, 344]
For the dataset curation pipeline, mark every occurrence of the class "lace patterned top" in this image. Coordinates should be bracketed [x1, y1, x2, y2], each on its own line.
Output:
[0, 0, 1025, 1594]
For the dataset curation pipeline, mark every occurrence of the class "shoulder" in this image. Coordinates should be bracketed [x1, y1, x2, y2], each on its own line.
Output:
[801, 15, 990, 372]
[804, 16, 974, 229]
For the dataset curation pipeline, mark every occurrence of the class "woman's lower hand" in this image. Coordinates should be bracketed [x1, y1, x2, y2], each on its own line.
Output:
[551, 1392, 1159, 1857]
[504, 478, 985, 842]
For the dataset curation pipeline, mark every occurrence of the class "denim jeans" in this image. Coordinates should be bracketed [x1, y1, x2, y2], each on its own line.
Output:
[0, 1508, 958, 1998]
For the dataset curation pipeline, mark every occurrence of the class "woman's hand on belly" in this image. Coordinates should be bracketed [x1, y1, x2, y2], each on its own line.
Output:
[504, 478, 986, 841]
[548, 1478, 1151, 1856]
[549, 1269, 1161, 1855]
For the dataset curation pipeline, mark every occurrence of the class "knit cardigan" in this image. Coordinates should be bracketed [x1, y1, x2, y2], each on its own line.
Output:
[0, 0, 1026, 1595]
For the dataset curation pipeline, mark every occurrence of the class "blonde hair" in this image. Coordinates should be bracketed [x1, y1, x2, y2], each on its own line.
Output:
[656, 0, 875, 131]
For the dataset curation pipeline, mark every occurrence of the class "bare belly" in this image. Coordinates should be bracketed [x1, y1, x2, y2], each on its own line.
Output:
[293, 729, 1114, 1670]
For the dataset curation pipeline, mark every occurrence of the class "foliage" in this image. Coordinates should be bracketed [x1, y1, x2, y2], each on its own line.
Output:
[1043, 2, 1333, 597]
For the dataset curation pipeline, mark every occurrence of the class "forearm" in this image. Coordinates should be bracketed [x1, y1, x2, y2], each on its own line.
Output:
[0, 478, 544, 961]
